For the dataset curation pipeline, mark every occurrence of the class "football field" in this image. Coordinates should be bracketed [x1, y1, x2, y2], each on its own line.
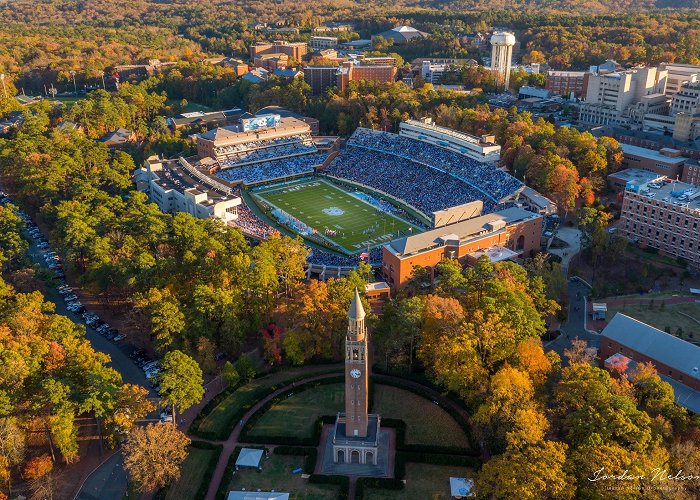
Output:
[253, 179, 418, 254]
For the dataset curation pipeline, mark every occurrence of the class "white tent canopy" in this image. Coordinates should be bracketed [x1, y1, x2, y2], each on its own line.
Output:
[227, 492, 289, 500]
[235, 448, 264, 469]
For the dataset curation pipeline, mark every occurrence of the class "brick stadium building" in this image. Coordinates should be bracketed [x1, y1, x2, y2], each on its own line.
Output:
[381, 207, 542, 288]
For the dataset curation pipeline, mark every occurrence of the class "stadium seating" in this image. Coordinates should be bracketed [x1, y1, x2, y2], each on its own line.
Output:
[215, 154, 327, 185]
[325, 147, 499, 215]
[219, 142, 317, 167]
[346, 128, 523, 203]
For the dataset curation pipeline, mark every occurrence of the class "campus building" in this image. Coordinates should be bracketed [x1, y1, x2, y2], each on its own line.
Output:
[619, 143, 688, 179]
[545, 70, 590, 98]
[337, 61, 396, 92]
[249, 41, 308, 62]
[134, 156, 241, 221]
[309, 36, 338, 51]
[304, 66, 339, 95]
[601, 313, 700, 413]
[620, 178, 700, 268]
[381, 207, 542, 288]
[373, 25, 428, 45]
[658, 62, 700, 96]
[398, 118, 501, 163]
[579, 67, 668, 126]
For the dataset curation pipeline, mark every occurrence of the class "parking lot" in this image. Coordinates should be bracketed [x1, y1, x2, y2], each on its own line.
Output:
[1, 190, 167, 403]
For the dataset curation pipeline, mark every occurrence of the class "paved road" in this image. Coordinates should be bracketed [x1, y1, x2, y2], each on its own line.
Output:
[26, 235, 150, 388]
[74, 451, 127, 500]
[544, 277, 600, 361]
[23, 228, 148, 500]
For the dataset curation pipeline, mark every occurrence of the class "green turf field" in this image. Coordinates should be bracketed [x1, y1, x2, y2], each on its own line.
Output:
[247, 383, 344, 439]
[253, 180, 418, 254]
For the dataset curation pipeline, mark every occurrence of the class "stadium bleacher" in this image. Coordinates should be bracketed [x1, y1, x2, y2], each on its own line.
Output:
[214, 133, 313, 158]
[215, 153, 327, 185]
[325, 147, 499, 215]
[346, 128, 522, 203]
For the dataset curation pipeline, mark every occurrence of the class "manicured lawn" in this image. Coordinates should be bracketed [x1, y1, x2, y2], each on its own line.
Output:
[165, 99, 213, 113]
[371, 385, 470, 448]
[224, 454, 338, 500]
[165, 446, 219, 500]
[363, 463, 474, 499]
[607, 301, 700, 341]
[254, 179, 418, 254]
[194, 365, 340, 438]
[247, 383, 344, 438]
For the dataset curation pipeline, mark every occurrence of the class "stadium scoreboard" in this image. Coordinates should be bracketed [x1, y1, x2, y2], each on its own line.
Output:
[241, 114, 282, 132]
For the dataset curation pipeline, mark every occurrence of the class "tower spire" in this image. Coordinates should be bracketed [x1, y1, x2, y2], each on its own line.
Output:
[348, 288, 365, 321]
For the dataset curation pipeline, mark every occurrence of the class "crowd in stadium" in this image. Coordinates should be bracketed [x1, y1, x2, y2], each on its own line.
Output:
[230, 203, 277, 239]
[214, 134, 312, 158]
[215, 154, 327, 185]
[307, 246, 382, 268]
[220, 142, 317, 167]
[348, 128, 523, 202]
[325, 147, 498, 215]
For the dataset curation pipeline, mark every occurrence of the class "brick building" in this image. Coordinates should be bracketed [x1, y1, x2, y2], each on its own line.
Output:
[249, 41, 308, 62]
[620, 179, 700, 269]
[381, 207, 542, 288]
[545, 70, 590, 98]
[601, 313, 700, 413]
[337, 61, 396, 92]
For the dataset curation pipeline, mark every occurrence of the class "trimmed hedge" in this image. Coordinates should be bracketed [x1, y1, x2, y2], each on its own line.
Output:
[189, 369, 341, 440]
[356, 477, 404, 498]
[191, 441, 224, 500]
[394, 451, 481, 480]
[308, 474, 349, 500]
[239, 376, 343, 445]
[272, 446, 318, 474]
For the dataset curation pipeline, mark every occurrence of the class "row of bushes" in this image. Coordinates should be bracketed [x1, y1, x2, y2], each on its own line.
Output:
[356, 477, 404, 498]
[238, 377, 343, 445]
[394, 451, 481, 480]
[191, 441, 225, 500]
[154, 441, 223, 500]
[273, 446, 317, 474]
[189, 369, 342, 440]
[372, 375, 480, 455]
[308, 474, 349, 500]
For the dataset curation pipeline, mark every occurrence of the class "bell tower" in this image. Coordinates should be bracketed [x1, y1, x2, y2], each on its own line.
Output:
[345, 288, 368, 437]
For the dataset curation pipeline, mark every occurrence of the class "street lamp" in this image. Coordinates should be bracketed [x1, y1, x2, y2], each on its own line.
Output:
[69, 70, 77, 96]
[0, 74, 7, 99]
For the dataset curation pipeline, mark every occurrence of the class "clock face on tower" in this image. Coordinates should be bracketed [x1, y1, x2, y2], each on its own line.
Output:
[350, 368, 361, 379]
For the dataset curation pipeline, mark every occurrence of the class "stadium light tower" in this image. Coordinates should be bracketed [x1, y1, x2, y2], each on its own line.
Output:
[490, 31, 516, 90]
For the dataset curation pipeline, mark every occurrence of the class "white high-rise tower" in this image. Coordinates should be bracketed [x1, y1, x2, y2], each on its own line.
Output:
[490, 31, 516, 90]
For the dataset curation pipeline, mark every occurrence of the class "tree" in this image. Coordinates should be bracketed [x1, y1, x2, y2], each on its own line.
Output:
[0, 418, 24, 496]
[236, 353, 256, 384]
[159, 350, 204, 422]
[23, 454, 54, 500]
[475, 439, 574, 499]
[103, 385, 155, 445]
[122, 423, 190, 493]
[221, 361, 239, 388]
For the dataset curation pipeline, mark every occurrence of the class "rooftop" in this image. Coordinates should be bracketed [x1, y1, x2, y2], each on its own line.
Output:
[627, 178, 700, 211]
[620, 143, 688, 164]
[154, 160, 232, 203]
[387, 207, 539, 257]
[608, 168, 667, 185]
[602, 313, 700, 380]
[198, 117, 310, 147]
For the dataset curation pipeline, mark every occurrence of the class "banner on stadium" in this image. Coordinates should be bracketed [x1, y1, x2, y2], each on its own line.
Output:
[241, 114, 281, 132]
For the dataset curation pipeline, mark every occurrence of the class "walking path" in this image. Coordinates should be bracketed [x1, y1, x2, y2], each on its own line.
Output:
[202, 371, 342, 500]
[200, 371, 481, 500]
